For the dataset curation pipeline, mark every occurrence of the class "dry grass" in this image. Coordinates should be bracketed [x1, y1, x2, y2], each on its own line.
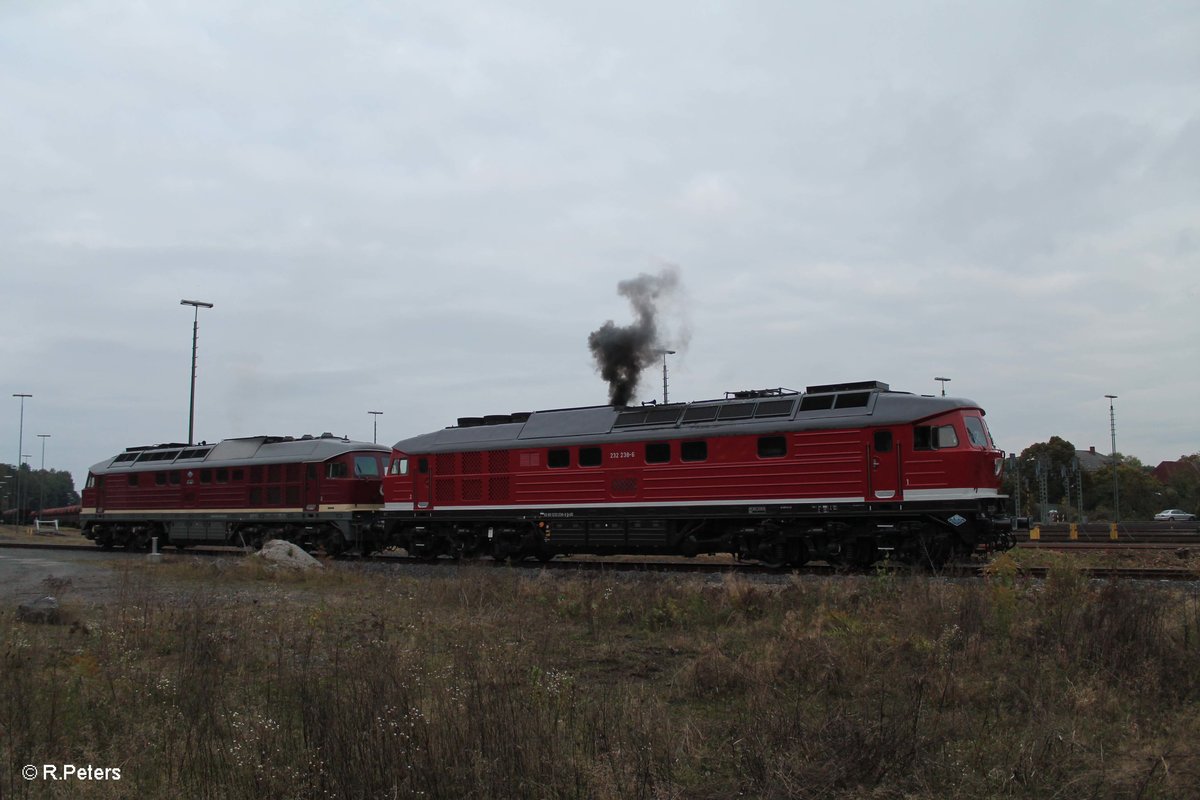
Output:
[2, 557, 1200, 798]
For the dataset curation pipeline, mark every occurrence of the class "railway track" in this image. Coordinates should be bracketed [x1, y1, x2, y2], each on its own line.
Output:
[1015, 521, 1200, 545]
[3, 538, 1198, 582]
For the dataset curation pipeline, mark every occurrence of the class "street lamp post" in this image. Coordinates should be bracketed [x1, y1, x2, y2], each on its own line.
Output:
[368, 411, 383, 444]
[37, 433, 50, 514]
[20, 456, 31, 525]
[12, 393, 31, 528]
[1105, 394, 1119, 522]
[656, 349, 677, 404]
[935, 376, 951, 397]
[180, 299, 214, 446]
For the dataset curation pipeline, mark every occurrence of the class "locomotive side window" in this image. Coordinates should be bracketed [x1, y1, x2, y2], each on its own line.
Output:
[199, 470, 211, 484]
[645, 442, 671, 464]
[681, 440, 708, 462]
[914, 424, 960, 450]
[548, 449, 571, 469]
[307, 464, 318, 479]
[390, 458, 409, 476]
[873, 431, 893, 453]
[127, 473, 139, 486]
[216, 468, 229, 483]
[156, 472, 167, 486]
[169, 471, 181, 485]
[579, 447, 602, 467]
[327, 462, 349, 479]
[757, 436, 787, 458]
[418, 458, 429, 474]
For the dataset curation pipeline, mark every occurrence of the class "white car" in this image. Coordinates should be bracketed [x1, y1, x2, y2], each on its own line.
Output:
[1154, 508, 1197, 522]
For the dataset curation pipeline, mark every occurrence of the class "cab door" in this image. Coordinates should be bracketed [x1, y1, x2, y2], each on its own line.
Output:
[303, 463, 321, 517]
[414, 457, 432, 509]
[868, 429, 902, 501]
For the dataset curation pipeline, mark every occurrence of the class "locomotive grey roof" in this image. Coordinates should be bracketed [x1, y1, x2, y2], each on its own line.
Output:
[391, 382, 986, 454]
[88, 434, 390, 475]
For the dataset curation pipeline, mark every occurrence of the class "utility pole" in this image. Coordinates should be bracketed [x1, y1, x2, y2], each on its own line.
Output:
[12, 393, 31, 527]
[180, 299, 214, 445]
[657, 349, 676, 404]
[37, 433, 50, 513]
[368, 411, 383, 444]
[1105, 395, 1119, 522]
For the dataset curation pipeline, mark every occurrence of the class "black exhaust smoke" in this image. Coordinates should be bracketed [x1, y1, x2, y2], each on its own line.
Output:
[588, 266, 682, 407]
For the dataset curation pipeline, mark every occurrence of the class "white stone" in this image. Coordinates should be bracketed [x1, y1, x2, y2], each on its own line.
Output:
[254, 539, 325, 570]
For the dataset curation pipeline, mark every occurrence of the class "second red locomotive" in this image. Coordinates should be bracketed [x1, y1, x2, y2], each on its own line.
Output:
[80, 434, 390, 552]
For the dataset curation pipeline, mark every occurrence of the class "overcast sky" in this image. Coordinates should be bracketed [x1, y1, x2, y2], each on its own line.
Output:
[2, 0, 1197, 491]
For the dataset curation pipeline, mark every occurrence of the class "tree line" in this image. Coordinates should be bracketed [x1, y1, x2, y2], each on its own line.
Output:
[1003, 436, 1200, 521]
[0, 462, 81, 518]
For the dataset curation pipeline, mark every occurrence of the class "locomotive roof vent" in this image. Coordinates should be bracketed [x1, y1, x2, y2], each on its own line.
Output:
[456, 412, 533, 428]
[724, 387, 799, 399]
[804, 380, 890, 395]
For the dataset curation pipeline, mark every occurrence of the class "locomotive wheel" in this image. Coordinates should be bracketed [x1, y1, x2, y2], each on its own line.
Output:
[847, 540, 878, 569]
[759, 541, 788, 569]
[322, 531, 347, 557]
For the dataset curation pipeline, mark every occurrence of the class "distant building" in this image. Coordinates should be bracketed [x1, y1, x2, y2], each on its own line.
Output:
[1153, 458, 1199, 484]
[1075, 446, 1110, 473]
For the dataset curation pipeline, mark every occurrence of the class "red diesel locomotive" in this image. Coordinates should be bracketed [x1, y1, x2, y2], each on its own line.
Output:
[380, 381, 1012, 566]
[80, 434, 391, 552]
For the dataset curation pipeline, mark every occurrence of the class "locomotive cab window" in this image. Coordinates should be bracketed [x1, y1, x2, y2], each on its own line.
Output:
[681, 440, 708, 462]
[327, 461, 349, 479]
[354, 456, 380, 478]
[964, 416, 989, 448]
[757, 436, 787, 458]
[645, 442, 671, 464]
[390, 458, 409, 476]
[548, 449, 571, 469]
[579, 447, 602, 467]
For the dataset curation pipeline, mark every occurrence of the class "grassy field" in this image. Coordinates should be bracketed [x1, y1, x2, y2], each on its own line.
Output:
[2, 554, 1200, 799]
